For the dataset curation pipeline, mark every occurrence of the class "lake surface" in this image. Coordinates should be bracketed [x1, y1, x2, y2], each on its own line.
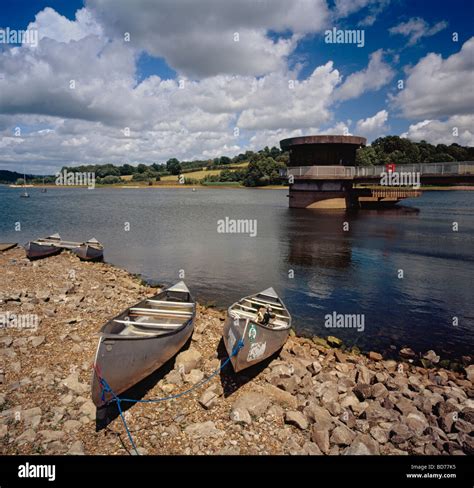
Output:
[1, 186, 473, 360]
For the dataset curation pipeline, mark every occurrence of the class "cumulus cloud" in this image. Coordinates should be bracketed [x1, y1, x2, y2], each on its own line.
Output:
[355, 109, 388, 139]
[26, 7, 103, 44]
[389, 17, 448, 46]
[401, 115, 474, 146]
[86, 0, 330, 78]
[391, 37, 474, 119]
[334, 49, 395, 101]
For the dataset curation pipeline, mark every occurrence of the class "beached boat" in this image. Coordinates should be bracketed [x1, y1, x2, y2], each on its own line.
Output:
[24, 234, 63, 260]
[72, 238, 104, 261]
[222, 287, 292, 372]
[91, 281, 196, 407]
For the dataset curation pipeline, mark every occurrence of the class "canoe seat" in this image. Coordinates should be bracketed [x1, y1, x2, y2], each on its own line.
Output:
[147, 299, 193, 307]
[235, 303, 288, 320]
[230, 309, 288, 330]
[243, 298, 285, 311]
[130, 307, 193, 316]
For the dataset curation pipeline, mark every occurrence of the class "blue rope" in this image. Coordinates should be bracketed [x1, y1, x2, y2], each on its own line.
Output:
[98, 339, 244, 455]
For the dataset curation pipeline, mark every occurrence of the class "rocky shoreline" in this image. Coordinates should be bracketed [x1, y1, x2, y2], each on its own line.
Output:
[1, 247, 473, 455]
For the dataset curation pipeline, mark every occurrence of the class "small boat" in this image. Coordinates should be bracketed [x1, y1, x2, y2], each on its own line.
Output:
[222, 287, 292, 372]
[41, 177, 47, 192]
[20, 170, 30, 197]
[91, 281, 196, 407]
[72, 238, 104, 261]
[24, 234, 63, 260]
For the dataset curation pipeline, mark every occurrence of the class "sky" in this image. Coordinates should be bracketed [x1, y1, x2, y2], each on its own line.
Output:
[0, 0, 473, 173]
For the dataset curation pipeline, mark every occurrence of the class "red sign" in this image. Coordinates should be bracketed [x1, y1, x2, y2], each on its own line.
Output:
[386, 163, 395, 172]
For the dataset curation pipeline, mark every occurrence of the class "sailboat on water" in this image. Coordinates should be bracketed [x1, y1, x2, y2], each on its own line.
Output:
[41, 176, 47, 193]
[20, 170, 30, 198]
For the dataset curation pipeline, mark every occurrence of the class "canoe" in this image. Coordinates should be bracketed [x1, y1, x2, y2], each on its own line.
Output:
[24, 234, 63, 260]
[91, 281, 195, 407]
[72, 238, 104, 261]
[222, 287, 292, 372]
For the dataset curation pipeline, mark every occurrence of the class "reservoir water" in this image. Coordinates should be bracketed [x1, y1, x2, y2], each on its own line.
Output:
[1, 186, 473, 360]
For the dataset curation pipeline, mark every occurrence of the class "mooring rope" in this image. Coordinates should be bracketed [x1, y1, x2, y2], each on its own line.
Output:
[94, 339, 244, 455]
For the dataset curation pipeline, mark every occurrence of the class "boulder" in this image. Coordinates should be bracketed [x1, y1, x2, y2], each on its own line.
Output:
[233, 392, 271, 417]
[175, 348, 202, 374]
[199, 388, 219, 410]
[184, 421, 224, 438]
[311, 426, 330, 454]
[327, 336, 343, 348]
[230, 407, 252, 425]
[330, 425, 355, 446]
[261, 384, 297, 409]
[368, 351, 383, 362]
[285, 411, 309, 430]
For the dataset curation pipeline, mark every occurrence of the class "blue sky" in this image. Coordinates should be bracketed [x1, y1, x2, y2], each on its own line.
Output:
[0, 0, 473, 172]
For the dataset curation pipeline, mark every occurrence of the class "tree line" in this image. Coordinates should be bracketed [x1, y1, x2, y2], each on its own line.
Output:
[6, 136, 473, 187]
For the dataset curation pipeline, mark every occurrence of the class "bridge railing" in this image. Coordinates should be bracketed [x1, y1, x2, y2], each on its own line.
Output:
[282, 166, 356, 178]
[355, 162, 474, 177]
[281, 162, 474, 180]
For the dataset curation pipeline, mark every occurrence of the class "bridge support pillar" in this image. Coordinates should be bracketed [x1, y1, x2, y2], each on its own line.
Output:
[288, 180, 354, 209]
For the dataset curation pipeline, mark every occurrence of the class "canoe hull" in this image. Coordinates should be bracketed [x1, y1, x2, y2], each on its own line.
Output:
[24, 241, 62, 260]
[91, 321, 193, 407]
[223, 315, 289, 372]
[72, 244, 103, 261]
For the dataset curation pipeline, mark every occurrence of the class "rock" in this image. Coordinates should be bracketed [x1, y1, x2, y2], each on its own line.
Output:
[395, 397, 417, 416]
[357, 365, 374, 385]
[311, 426, 330, 454]
[299, 441, 321, 455]
[423, 350, 440, 364]
[63, 371, 88, 395]
[285, 411, 309, 430]
[390, 423, 413, 444]
[39, 430, 65, 442]
[233, 392, 270, 417]
[230, 407, 252, 425]
[37, 290, 50, 302]
[17, 429, 36, 444]
[309, 361, 322, 375]
[184, 421, 223, 438]
[327, 336, 342, 348]
[165, 369, 183, 386]
[175, 349, 202, 374]
[406, 412, 429, 436]
[0, 393, 5, 408]
[184, 369, 204, 385]
[29, 336, 45, 348]
[261, 384, 297, 409]
[465, 365, 474, 383]
[330, 425, 355, 446]
[312, 337, 329, 348]
[400, 347, 417, 360]
[0, 424, 7, 438]
[80, 400, 96, 421]
[68, 440, 85, 455]
[22, 407, 42, 428]
[370, 426, 389, 444]
[353, 383, 372, 401]
[368, 351, 383, 361]
[371, 382, 388, 399]
[335, 350, 347, 363]
[343, 434, 380, 455]
[274, 376, 299, 394]
[199, 388, 219, 410]
[63, 420, 82, 432]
